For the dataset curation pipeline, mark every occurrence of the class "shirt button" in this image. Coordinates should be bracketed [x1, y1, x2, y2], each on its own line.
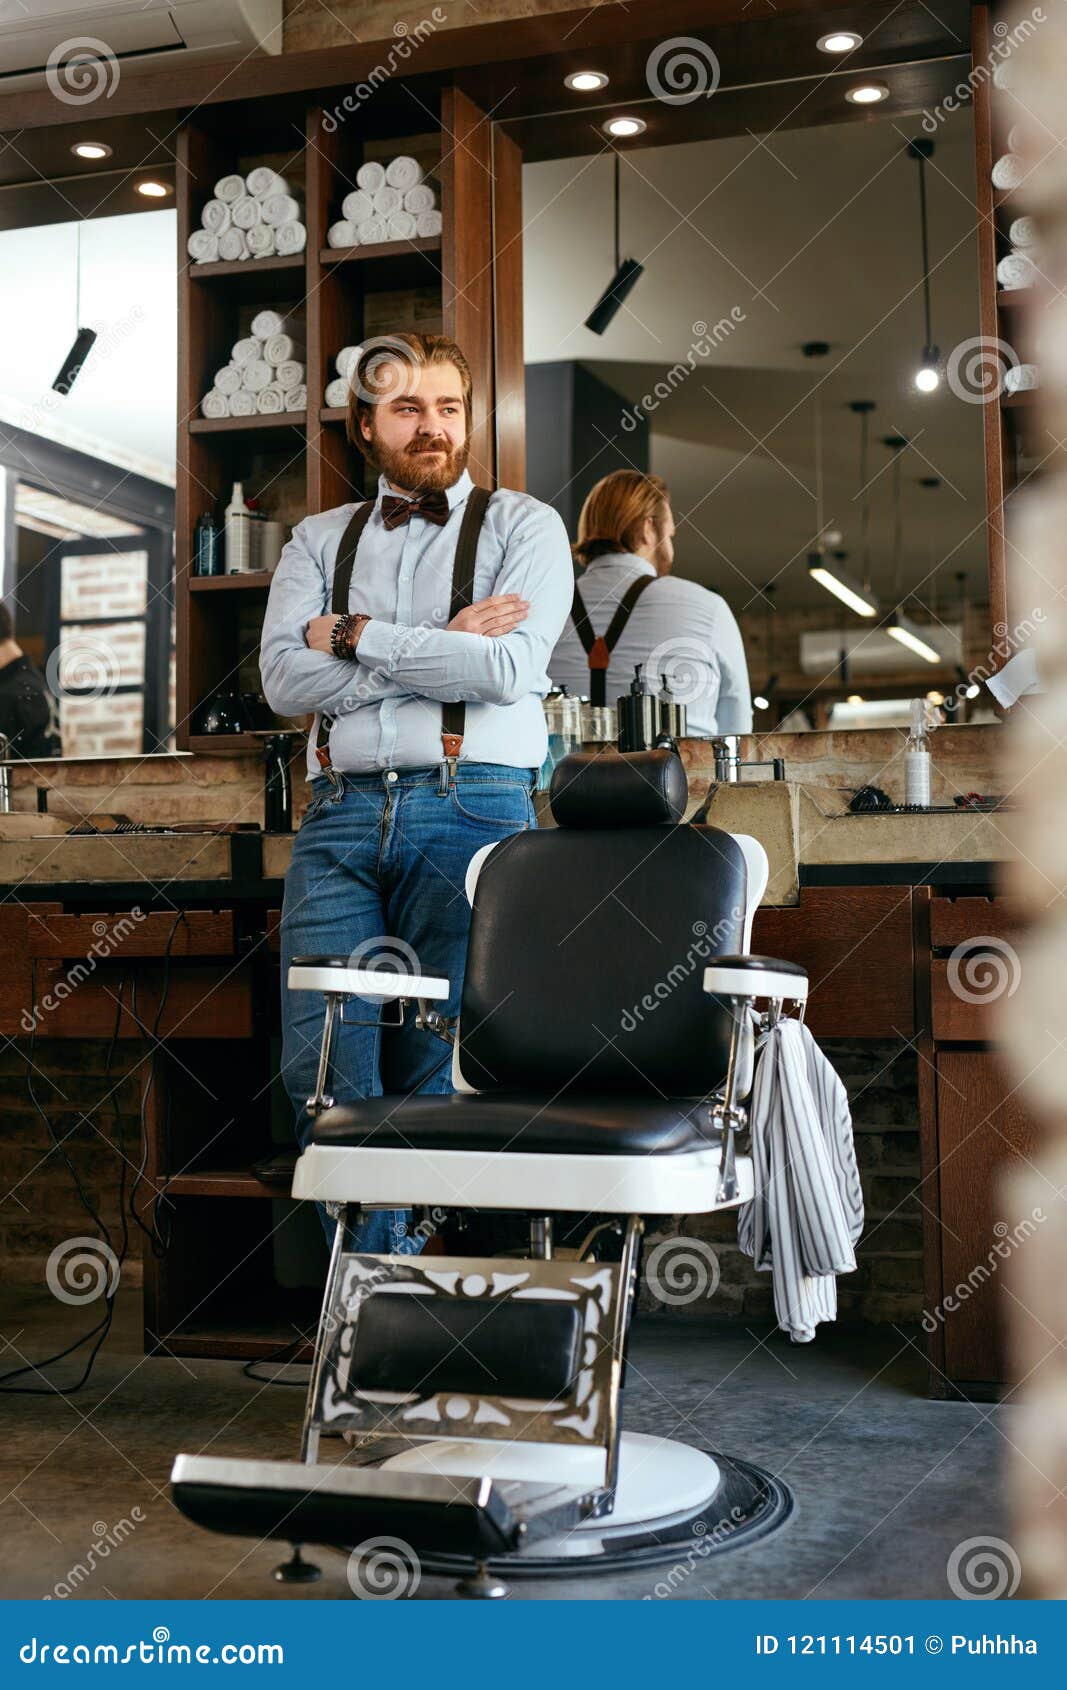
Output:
[385, 770, 398, 782]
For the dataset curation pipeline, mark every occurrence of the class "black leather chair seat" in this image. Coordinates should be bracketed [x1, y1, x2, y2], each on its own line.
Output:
[311, 1092, 719, 1156]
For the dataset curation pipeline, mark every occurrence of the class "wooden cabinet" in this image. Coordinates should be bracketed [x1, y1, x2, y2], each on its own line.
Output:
[931, 1050, 1037, 1390]
[752, 885, 916, 1037]
[919, 890, 1036, 1398]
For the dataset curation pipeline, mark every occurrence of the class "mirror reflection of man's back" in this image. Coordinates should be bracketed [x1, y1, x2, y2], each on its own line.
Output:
[548, 471, 752, 736]
[0, 603, 61, 760]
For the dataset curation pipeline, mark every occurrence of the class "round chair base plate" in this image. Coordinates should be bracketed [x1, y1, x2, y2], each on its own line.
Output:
[391, 1434, 792, 1581]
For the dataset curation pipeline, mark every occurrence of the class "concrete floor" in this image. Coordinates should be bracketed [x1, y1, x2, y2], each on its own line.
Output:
[0, 1285, 1010, 1601]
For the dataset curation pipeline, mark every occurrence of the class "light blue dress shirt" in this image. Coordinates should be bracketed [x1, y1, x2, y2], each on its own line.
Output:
[548, 551, 753, 736]
[261, 469, 574, 777]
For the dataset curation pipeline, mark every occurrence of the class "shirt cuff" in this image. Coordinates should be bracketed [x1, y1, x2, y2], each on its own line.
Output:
[353, 618, 401, 671]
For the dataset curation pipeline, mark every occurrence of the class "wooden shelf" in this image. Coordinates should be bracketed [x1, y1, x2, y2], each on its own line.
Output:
[188, 572, 274, 591]
[190, 254, 305, 280]
[188, 412, 306, 434]
[997, 288, 1035, 310]
[320, 406, 346, 423]
[188, 254, 307, 306]
[1003, 387, 1039, 408]
[187, 733, 264, 754]
[160, 1167, 290, 1199]
[319, 236, 441, 288]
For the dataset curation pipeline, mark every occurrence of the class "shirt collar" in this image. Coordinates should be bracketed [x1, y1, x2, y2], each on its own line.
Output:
[582, 550, 656, 579]
[377, 467, 473, 511]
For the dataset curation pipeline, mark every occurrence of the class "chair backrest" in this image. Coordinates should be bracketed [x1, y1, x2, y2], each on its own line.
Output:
[456, 750, 750, 1096]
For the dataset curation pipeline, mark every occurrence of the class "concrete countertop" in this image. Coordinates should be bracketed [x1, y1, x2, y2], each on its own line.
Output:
[0, 781, 1013, 906]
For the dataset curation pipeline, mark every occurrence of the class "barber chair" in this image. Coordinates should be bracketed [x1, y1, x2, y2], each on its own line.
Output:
[171, 749, 807, 1596]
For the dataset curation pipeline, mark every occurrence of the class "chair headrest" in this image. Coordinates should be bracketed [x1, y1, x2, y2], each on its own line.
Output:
[549, 748, 688, 829]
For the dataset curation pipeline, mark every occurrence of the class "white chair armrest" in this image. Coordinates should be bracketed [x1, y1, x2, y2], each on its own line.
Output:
[287, 964, 450, 1001]
[703, 958, 808, 1004]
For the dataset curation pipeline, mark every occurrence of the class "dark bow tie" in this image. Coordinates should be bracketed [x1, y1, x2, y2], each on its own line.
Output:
[380, 488, 451, 530]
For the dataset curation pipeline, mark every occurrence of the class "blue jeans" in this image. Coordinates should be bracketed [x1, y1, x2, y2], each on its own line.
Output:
[280, 762, 537, 1255]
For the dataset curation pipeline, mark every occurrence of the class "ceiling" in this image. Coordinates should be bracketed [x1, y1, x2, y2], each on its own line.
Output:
[523, 102, 988, 619]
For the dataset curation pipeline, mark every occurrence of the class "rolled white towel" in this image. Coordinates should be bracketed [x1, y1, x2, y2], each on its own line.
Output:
[275, 220, 307, 255]
[992, 153, 1026, 191]
[328, 219, 358, 249]
[341, 188, 373, 225]
[250, 310, 285, 341]
[385, 155, 423, 191]
[335, 345, 362, 379]
[187, 228, 219, 263]
[246, 224, 276, 257]
[387, 210, 417, 242]
[356, 216, 386, 246]
[231, 194, 261, 231]
[256, 384, 286, 415]
[265, 333, 304, 366]
[1004, 363, 1039, 395]
[1010, 215, 1038, 248]
[241, 358, 273, 392]
[372, 184, 402, 217]
[261, 192, 301, 226]
[290, 384, 307, 413]
[231, 335, 261, 365]
[201, 198, 231, 234]
[200, 390, 230, 420]
[274, 360, 305, 392]
[998, 249, 1036, 289]
[246, 166, 291, 200]
[356, 160, 386, 194]
[415, 208, 442, 240]
[325, 376, 350, 409]
[403, 182, 436, 215]
[218, 226, 249, 261]
[228, 389, 255, 416]
[214, 364, 242, 396]
[214, 173, 244, 202]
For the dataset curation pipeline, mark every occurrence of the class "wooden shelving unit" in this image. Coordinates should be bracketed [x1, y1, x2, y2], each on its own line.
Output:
[972, 1, 1054, 641]
[175, 85, 523, 760]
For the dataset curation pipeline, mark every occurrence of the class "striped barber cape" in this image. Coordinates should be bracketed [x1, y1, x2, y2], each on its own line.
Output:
[738, 1016, 864, 1343]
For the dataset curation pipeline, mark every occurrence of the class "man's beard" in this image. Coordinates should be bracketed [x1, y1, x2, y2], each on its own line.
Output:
[366, 428, 470, 493]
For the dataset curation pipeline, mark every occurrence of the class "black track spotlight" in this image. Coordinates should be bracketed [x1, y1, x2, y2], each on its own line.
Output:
[585, 153, 644, 335]
[52, 326, 98, 395]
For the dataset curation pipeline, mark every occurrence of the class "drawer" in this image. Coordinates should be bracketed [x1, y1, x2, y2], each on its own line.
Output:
[752, 886, 915, 1037]
[929, 895, 1025, 950]
[930, 955, 1017, 1042]
[25, 909, 234, 959]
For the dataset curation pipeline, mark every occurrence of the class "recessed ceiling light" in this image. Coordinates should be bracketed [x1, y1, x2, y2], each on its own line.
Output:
[72, 141, 112, 161]
[135, 179, 170, 198]
[845, 82, 890, 105]
[565, 70, 609, 92]
[603, 116, 646, 139]
[817, 30, 863, 53]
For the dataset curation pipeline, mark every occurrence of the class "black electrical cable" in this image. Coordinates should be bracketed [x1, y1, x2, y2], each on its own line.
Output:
[0, 966, 127, 1395]
[0, 910, 184, 1395]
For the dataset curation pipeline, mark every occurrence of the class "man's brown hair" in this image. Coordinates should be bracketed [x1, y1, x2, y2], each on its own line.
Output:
[573, 471, 671, 566]
[346, 332, 474, 456]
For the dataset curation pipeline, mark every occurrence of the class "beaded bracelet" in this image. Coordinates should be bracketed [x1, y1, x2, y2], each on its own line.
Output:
[330, 613, 368, 660]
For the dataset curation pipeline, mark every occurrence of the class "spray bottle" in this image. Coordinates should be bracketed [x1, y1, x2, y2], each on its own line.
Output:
[904, 697, 939, 807]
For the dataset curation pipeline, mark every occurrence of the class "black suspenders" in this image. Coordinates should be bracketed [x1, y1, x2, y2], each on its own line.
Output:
[571, 572, 656, 706]
[315, 484, 492, 776]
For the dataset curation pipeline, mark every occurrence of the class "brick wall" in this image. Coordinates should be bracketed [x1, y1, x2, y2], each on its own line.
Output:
[0, 1034, 920, 1325]
[0, 1041, 146, 1290]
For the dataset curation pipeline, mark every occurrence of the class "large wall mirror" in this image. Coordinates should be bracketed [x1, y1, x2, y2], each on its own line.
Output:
[511, 55, 996, 732]
[0, 170, 176, 762]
